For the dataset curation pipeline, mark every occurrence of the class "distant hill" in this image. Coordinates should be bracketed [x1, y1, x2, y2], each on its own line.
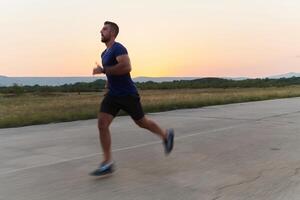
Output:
[0, 77, 104, 87]
[0, 72, 299, 86]
[268, 72, 300, 79]
[0, 76, 251, 86]
[0, 76, 200, 86]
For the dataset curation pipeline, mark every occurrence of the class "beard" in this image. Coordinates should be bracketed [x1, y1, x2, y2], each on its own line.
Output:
[101, 35, 110, 43]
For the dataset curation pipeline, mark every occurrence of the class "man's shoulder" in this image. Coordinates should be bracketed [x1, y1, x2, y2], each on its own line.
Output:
[113, 42, 127, 49]
[113, 42, 128, 56]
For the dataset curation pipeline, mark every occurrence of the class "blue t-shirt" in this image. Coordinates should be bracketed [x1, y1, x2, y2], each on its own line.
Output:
[101, 42, 138, 96]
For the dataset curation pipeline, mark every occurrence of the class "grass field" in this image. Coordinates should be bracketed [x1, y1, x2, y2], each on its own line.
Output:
[1, 86, 300, 128]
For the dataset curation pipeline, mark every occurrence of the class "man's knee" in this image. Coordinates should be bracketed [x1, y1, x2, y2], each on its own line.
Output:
[98, 114, 112, 130]
[134, 117, 148, 129]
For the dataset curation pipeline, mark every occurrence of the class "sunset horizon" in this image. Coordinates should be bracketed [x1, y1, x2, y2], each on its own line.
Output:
[1, 1, 299, 78]
[1, 71, 299, 79]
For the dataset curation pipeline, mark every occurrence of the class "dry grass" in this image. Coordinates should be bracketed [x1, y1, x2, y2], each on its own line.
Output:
[1, 86, 300, 128]
[0, 93, 100, 128]
[140, 86, 300, 112]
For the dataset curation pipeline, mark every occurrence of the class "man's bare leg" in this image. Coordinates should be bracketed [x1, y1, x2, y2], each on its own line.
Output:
[134, 116, 174, 154]
[98, 112, 114, 163]
[134, 116, 168, 140]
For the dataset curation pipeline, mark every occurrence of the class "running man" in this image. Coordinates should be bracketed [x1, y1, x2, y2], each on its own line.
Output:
[90, 21, 174, 176]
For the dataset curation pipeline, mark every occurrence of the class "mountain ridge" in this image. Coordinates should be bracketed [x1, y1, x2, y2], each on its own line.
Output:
[0, 72, 299, 87]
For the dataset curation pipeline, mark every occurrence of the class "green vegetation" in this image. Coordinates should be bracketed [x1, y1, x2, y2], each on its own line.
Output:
[1, 77, 300, 94]
[137, 77, 300, 89]
[1, 77, 300, 128]
[1, 86, 300, 128]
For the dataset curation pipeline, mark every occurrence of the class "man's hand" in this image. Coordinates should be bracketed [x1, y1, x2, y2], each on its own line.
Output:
[92, 62, 104, 75]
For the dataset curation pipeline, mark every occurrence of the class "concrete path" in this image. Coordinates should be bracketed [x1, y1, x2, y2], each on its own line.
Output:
[1, 97, 300, 200]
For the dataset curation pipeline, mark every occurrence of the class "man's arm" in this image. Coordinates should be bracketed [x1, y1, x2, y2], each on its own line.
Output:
[104, 55, 132, 76]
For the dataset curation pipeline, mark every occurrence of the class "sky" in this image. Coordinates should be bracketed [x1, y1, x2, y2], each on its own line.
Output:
[0, 0, 299, 78]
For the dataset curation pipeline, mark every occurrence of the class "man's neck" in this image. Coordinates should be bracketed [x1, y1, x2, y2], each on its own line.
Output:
[105, 39, 115, 49]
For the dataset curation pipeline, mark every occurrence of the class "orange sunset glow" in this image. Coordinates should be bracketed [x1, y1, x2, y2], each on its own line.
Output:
[0, 0, 299, 78]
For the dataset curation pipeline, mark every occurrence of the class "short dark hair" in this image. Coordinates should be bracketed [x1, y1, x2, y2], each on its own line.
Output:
[104, 21, 119, 37]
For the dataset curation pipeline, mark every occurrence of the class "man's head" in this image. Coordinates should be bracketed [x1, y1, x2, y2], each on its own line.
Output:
[100, 21, 119, 43]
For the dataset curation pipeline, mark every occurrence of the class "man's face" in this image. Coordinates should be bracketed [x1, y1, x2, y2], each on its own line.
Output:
[100, 24, 113, 43]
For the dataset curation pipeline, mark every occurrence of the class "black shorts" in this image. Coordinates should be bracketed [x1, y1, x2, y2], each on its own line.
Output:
[100, 94, 145, 120]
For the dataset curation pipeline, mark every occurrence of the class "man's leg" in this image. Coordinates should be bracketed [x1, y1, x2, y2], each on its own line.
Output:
[98, 112, 114, 163]
[134, 116, 167, 140]
[122, 94, 174, 154]
[90, 95, 119, 176]
[134, 116, 174, 154]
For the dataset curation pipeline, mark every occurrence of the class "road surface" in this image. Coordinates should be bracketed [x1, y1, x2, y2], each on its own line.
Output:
[1, 97, 300, 200]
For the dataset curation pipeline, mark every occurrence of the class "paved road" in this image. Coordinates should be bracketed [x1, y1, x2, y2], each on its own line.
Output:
[1, 97, 300, 200]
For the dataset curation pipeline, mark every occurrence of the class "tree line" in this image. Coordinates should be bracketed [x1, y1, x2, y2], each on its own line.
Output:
[1, 77, 300, 95]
